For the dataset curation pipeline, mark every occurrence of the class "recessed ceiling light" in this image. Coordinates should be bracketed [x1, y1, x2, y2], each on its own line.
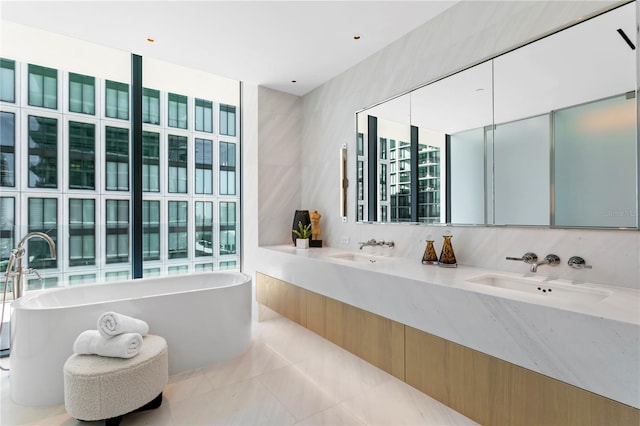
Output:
[146, 37, 155, 43]
[353, 35, 361, 40]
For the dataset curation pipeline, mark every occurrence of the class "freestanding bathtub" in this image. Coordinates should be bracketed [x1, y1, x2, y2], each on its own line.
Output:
[10, 271, 252, 406]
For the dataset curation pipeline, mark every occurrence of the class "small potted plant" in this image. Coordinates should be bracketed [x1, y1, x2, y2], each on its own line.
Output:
[292, 221, 312, 249]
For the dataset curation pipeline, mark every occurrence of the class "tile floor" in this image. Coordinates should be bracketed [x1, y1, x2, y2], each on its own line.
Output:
[1, 313, 477, 425]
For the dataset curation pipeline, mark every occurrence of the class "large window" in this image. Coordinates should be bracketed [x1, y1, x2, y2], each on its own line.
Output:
[219, 104, 236, 136]
[69, 198, 95, 266]
[168, 135, 187, 193]
[195, 98, 213, 133]
[6, 54, 241, 285]
[168, 201, 188, 259]
[105, 199, 129, 264]
[28, 116, 58, 188]
[28, 64, 57, 109]
[0, 59, 15, 103]
[168, 93, 187, 129]
[220, 141, 236, 195]
[69, 73, 95, 115]
[143, 88, 160, 125]
[142, 131, 160, 192]
[105, 126, 129, 191]
[0, 111, 15, 187]
[68, 121, 95, 190]
[105, 80, 129, 120]
[195, 138, 213, 194]
[27, 197, 57, 269]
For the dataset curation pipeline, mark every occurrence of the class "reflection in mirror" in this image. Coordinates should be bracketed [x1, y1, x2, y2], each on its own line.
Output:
[554, 93, 636, 227]
[493, 1, 636, 227]
[412, 61, 493, 224]
[356, 1, 637, 229]
[356, 94, 412, 222]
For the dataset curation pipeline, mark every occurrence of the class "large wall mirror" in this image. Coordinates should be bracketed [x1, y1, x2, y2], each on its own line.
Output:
[356, 1, 638, 229]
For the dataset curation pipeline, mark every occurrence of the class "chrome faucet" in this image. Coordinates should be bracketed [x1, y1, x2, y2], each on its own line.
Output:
[530, 254, 560, 273]
[4, 232, 56, 299]
[358, 239, 395, 250]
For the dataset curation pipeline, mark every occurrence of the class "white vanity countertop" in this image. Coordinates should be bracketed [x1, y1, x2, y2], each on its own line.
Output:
[257, 245, 640, 408]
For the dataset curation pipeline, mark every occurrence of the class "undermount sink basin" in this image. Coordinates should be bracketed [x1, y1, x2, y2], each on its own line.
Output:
[328, 253, 388, 264]
[465, 274, 611, 303]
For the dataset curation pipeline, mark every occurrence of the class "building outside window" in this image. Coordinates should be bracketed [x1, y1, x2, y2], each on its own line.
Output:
[195, 201, 213, 257]
[68, 121, 95, 190]
[28, 115, 57, 188]
[143, 88, 160, 125]
[0, 111, 15, 187]
[68, 198, 95, 266]
[142, 200, 160, 261]
[0, 197, 15, 264]
[168, 135, 187, 193]
[219, 201, 236, 255]
[219, 104, 236, 136]
[168, 93, 187, 129]
[105, 199, 129, 264]
[168, 201, 188, 259]
[69, 73, 95, 115]
[0, 59, 15, 103]
[105, 126, 129, 191]
[220, 141, 236, 195]
[28, 64, 57, 109]
[195, 98, 213, 133]
[105, 80, 128, 120]
[27, 197, 58, 269]
[195, 138, 213, 194]
[142, 131, 160, 192]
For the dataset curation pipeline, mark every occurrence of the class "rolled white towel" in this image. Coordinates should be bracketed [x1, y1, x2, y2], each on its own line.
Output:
[97, 311, 149, 338]
[73, 330, 143, 359]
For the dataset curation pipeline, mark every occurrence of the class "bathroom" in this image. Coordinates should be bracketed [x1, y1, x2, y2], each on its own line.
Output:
[2, 0, 639, 425]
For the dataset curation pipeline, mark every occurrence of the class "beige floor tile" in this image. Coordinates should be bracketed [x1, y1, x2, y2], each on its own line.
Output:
[168, 376, 295, 425]
[258, 364, 339, 422]
[202, 341, 290, 389]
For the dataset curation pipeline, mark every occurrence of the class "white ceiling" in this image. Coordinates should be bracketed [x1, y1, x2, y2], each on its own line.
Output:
[0, 1, 458, 96]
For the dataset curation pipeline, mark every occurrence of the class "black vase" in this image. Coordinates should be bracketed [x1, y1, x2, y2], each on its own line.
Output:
[292, 210, 311, 245]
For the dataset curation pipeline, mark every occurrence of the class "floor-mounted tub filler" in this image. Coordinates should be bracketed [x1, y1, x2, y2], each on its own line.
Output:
[9, 271, 252, 406]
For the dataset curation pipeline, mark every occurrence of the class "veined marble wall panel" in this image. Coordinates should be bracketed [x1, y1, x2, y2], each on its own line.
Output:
[298, 0, 640, 289]
[241, 83, 260, 319]
[258, 87, 303, 246]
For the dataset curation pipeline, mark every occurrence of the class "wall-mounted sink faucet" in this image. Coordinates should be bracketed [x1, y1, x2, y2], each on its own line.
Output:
[358, 239, 395, 250]
[530, 254, 560, 273]
[568, 256, 592, 269]
[506, 252, 538, 265]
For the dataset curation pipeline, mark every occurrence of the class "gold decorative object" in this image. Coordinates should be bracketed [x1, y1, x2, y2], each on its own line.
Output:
[310, 210, 322, 240]
[438, 235, 457, 267]
[421, 240, 438, 265]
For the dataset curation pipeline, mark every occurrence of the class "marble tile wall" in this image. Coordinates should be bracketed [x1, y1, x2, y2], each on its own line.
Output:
[249, 0, 639, 289]
[256, 86, 303, 247]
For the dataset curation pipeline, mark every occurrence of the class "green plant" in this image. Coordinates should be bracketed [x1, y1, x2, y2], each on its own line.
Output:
[292, 221, 312, 239]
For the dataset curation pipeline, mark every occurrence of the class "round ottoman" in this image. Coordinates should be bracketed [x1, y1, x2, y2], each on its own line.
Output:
[63, 334, 168, 425]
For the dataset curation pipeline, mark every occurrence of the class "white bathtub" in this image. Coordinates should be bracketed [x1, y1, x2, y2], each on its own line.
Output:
[10, 271, 252, 406]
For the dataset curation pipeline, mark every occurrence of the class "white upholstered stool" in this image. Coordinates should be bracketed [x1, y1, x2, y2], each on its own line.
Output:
[63, 334, 168, 426]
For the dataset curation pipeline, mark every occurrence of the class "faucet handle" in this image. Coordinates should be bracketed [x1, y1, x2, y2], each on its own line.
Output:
[26, 268, 42, 279]
[506, 252, 538, 264]
[568, 256, 592, 269]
